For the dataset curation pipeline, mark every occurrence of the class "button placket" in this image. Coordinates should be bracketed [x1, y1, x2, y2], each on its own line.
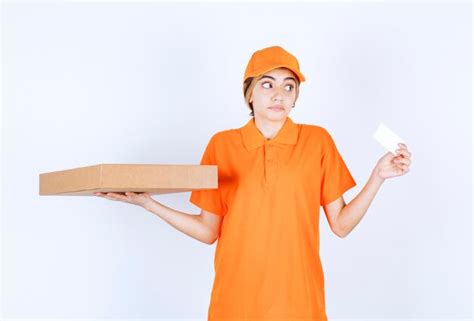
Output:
[263, 142, 279, 184]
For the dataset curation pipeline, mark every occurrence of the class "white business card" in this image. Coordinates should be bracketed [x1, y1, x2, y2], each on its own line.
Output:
[373, 123, 405, 155]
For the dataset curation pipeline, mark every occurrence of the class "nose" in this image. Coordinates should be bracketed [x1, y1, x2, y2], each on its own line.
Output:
[272, 87, 285, 102]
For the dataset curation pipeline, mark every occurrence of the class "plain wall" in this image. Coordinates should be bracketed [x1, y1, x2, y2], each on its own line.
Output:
[1, 1, 472, 319]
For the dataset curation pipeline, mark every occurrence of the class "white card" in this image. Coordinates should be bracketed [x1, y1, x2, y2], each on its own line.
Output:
[373, 123, 405, 155]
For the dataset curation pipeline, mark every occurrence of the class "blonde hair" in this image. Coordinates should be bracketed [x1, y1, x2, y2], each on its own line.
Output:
[243, 71, 300, 117]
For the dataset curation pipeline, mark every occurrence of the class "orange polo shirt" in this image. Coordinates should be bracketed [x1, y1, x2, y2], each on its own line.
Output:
[189, 116, 356, 321]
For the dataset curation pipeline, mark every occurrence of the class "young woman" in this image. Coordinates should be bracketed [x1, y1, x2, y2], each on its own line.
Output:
[95, 45, 412, 321]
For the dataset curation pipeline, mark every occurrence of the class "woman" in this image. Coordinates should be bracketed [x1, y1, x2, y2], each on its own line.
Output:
[95, 45, 412, 321]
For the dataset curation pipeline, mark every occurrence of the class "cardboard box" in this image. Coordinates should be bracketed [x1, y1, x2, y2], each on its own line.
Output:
[39, 163, 218, 196]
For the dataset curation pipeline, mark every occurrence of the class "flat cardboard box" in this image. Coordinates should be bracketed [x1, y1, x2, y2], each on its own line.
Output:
[39, 163, 218, 196]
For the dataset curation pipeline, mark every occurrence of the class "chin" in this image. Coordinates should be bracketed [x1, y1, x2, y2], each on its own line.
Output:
[265, 110, 288, 121]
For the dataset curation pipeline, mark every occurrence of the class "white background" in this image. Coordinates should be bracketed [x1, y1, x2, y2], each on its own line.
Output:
[1, 0, 472, 320]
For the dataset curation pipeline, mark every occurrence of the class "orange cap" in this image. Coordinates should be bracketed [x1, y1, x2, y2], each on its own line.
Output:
[243, 45, 306, 84]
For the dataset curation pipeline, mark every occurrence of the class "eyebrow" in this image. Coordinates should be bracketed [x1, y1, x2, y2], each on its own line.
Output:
[259, 75, 297, 83]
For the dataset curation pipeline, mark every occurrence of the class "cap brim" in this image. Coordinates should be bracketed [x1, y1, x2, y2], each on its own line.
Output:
[244, 64, 306, 83]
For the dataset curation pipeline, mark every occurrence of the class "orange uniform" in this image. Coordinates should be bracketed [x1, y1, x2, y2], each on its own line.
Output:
[190, 116, 357, 321]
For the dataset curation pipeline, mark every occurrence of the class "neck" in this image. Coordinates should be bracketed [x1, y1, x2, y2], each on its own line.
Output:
[253, 116, 287, 140]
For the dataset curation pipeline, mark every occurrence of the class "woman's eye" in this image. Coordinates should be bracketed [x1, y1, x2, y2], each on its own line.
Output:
[261, 82, 294, 91]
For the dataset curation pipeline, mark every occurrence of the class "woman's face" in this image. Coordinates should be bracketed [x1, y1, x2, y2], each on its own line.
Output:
[250, 67, 298, 122]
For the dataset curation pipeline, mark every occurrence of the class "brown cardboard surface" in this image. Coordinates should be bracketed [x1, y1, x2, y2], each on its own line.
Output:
[39, 163, 218, 196]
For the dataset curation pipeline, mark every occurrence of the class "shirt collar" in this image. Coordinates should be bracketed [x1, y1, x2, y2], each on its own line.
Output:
[240, 116, 299, 151]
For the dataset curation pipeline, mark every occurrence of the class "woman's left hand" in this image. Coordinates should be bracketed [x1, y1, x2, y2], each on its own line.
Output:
[374, 143, 412, 180]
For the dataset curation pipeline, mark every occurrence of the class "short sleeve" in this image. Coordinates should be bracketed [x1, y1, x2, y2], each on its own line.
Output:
[320, 130, 357, 206]
[189, 135, 226, 216]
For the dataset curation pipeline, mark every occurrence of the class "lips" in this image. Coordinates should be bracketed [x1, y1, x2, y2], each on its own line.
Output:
[269, 105, 284, 111]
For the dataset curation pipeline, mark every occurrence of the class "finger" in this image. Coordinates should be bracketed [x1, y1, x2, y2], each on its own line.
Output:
[105, 192, 129, 201]
[394, 157, 411, 166]
[100, 193, 119, 201]
[98, 194, 115, 201]
[394, 166, 404, 176]
[95, 192, 112, 199]
[397, 144, 410, 153]
[398, 163, 410, 172]
[396, 148, 411, 158]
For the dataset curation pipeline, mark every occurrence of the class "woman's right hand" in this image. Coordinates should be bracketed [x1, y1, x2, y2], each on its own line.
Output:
[94, 191, 155, 210]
